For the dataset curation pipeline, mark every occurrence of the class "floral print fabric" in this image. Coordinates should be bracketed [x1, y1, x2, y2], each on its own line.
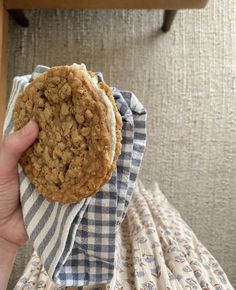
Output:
[14, 181, 234, 290]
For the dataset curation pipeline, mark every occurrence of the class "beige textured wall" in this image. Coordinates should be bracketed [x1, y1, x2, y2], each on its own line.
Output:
[8, 0, 236, 288]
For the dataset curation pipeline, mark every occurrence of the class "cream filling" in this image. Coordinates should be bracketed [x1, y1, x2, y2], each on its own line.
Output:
[71, 63, 116, 165]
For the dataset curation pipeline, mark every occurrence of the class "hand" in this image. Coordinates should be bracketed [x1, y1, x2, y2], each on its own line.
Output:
[0, 120, 38, 251]
[0, 120, 38, 290]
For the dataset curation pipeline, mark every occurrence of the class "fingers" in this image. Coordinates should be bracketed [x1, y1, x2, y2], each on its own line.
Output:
[0, 121, 39, 177]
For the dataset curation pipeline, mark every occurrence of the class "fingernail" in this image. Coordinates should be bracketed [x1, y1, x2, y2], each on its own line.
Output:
[20, 120, 35, 135]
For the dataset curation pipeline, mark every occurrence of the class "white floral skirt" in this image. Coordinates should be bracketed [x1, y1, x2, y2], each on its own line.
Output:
[14, 181, 234, 290]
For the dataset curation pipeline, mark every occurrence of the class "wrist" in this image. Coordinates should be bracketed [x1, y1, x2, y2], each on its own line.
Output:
[0, 237, 19, 256]
[0, 237, 18, 290]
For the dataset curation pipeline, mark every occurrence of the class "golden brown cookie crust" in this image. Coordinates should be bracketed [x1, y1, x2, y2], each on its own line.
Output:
[98, 82, 122, 183]
[13, 66, 122, 203]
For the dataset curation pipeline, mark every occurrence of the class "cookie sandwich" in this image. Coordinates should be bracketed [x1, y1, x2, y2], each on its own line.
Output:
[13, 64, 122, 203]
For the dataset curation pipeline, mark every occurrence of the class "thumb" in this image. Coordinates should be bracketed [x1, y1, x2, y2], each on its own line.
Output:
[0, 120, 39, 177]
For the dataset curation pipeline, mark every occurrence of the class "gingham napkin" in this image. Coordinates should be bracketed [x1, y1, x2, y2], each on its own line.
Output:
[4, 66, 147, 287]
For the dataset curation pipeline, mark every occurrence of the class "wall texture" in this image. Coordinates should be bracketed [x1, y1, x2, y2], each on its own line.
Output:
[7, 0, 236, 288]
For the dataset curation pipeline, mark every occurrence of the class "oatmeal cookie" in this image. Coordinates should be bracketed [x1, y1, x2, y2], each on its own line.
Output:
[13, 64, 122, 203]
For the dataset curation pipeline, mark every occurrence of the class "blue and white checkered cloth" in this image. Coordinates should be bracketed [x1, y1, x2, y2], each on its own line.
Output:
[4, 65, 147, 287]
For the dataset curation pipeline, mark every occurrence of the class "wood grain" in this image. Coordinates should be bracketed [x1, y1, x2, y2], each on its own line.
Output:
[0, 0, 8, 140]
[4, 0, 208, 9]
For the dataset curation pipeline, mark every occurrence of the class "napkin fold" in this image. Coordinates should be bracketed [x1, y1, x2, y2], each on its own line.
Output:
[4, 66, 147, 287]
